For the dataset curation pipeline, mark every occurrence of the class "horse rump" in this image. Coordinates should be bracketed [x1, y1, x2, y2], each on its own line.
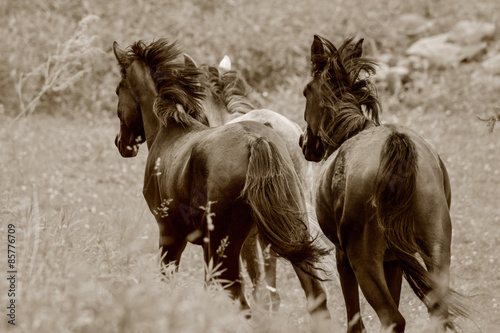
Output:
[241, 137, 329, 275]
[372, 128, 468, 323]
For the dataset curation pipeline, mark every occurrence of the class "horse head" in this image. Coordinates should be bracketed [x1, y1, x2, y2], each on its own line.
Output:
[112, 40, 209, 157]
[300, 35, 379, 161]
[112, 41, 148, 157]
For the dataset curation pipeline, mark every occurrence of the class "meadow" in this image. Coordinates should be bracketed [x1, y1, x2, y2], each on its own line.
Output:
[1, 0, 500, 332]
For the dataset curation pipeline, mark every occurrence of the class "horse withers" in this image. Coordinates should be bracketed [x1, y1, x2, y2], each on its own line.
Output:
[112, 38, 330, 319]
[299, 35, 466, 332]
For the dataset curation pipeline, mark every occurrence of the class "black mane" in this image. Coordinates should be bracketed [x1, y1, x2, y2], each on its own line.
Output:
[313, 37, 381, 153]
[120, 39, 207, 126]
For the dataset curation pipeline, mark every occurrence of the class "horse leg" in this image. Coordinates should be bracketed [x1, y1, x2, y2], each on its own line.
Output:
[204, 236, 248, 309]
[347, 235, 405, 332]
[204, 205, 253, 310]
[417, 213, 453, 325]
[256, 235, 280, 311]
[240, 230, 261, 308]
[240, 229, 280, 312]
[384, 260, 403, 306]
[261, 238, 280, 312]
[336, 247, 365, 333]
[157, 223, 188, 276]
[292, 263, 330, 320]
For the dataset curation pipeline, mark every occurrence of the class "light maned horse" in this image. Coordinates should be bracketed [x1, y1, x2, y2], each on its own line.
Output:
[194, 56, 319, 310]
[197, 57, 313, 203]
[299, 35, 466, 332]
[112, 38, 330, 317]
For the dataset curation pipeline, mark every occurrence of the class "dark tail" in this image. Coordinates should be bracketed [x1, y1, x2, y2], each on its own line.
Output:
[373, 131, 423, 292]
[242, 137, 329, 269]
[373, 130, 468, 321]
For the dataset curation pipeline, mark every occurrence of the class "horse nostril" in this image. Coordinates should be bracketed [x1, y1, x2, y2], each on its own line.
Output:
[299, 134, 304, 147]
[115, 134, 120, 148]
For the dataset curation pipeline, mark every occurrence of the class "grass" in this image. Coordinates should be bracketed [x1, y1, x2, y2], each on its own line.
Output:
[1, 0, 500, 332]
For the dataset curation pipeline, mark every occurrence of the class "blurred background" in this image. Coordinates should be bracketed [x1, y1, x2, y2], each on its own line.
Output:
[2, 0, 500, 123]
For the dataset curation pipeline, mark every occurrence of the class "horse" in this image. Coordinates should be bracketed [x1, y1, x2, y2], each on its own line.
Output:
[197, 56, 313, 203]
[299, 35, 466, 332]
[194, 56, 321, 311]
[111, 38, 330, 318]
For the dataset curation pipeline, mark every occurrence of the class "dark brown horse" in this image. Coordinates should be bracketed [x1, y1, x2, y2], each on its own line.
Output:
[112, 38, 330, 317]
[299, 35, 466, 332]
[196, 55, 334, 311]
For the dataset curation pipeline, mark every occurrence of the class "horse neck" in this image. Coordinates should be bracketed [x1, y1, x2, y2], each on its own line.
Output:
[203, 98, 227, 126]
[152, 100, 207, 145]
[138, 69, 197, 149]
[138, 91, 162, 151]
[323, 107, 376, 157]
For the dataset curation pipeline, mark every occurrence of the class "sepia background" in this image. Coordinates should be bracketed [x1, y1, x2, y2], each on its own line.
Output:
[1, 0, 499, 332]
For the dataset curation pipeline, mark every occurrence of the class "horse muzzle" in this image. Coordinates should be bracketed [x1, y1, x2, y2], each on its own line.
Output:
[300, 129, 324, 162]
[115, 132, 139, 158]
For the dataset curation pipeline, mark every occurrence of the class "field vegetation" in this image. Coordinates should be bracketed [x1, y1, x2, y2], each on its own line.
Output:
[1, 0, 499, 332]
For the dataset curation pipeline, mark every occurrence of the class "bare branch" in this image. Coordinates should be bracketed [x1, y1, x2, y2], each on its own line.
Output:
[477, 109, 500, 133]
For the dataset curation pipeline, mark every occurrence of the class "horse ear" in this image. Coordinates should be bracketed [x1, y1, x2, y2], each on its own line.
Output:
[311, 35, 325, 58]
[183, 54, 198, 68]
[219, 55, 231, 70]
[353, 38, 364, 58]
[113, 41, 127, 66]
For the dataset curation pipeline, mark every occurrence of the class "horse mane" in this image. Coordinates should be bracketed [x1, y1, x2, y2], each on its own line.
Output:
[199, 65, 255, 114]
[313, 37, 382, 152]
[120, 39, 208, 127]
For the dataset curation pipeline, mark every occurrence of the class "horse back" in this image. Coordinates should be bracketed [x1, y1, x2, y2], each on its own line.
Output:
[151, 121, 293, 208]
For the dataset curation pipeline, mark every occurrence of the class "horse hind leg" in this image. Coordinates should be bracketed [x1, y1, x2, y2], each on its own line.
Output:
[346, 228, 406, 332]
[158, 227, 188, 277]
[260, 237, 280, 311]
[384, 260, 403, 306]
[416, 213, 453, 325]
[203, 204, 254, 310]
[292, 261, 330, 321]
[352, 259, 405, 332]
[240, 229, 280, 312]
[336, 247, 365, 333]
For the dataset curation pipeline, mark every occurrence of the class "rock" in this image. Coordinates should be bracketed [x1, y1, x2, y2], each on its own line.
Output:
[406, 34, 463, 68]
[405, 20, 495, 68]
[482, 54, 500, 75]
[460, 42, 488, 61]
[447, 20, 496, 46]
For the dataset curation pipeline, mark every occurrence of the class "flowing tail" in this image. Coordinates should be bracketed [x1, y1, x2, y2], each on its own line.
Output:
[242, 137, 329, 270]
[373, 129, 467, 322]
